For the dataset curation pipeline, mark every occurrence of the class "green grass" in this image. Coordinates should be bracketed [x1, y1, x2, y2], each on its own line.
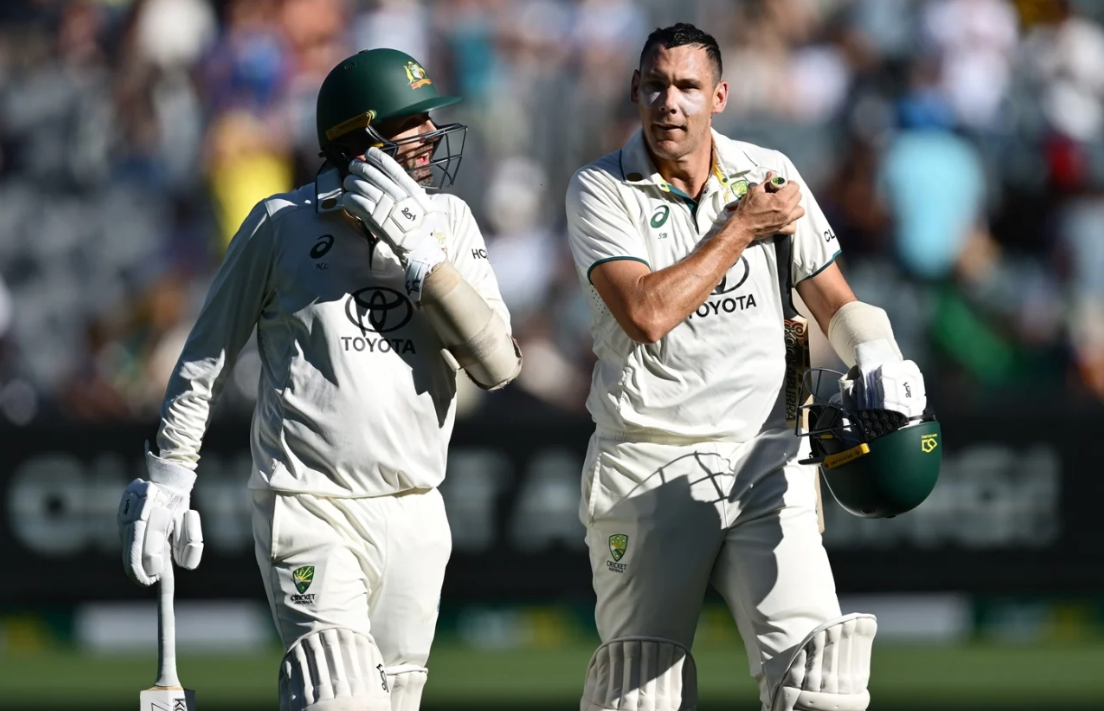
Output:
[2, 641, 1103, 710]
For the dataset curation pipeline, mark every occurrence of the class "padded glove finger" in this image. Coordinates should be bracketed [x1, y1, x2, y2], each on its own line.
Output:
[365, 147, 428, 198]
[342, 172, 387, 203]
[173, 509, 204, 570]
[141, 505, 172, 581]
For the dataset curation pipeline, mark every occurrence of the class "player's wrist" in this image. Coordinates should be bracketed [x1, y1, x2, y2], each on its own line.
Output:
[717, 216, 756, 252]
[145, 448, 196, 495]
[403, 236, 447, 303]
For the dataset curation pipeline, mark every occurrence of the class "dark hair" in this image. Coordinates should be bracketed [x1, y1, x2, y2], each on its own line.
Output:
[639, 23, 723, 83]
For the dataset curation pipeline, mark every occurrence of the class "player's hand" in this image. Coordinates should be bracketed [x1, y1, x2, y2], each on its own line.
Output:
[117, 447, 203, 586]
[722, 171, 805, 243]
[341, 148, 447, 302]
[846, 339, 927, 418]
[341, 149, 443, 254]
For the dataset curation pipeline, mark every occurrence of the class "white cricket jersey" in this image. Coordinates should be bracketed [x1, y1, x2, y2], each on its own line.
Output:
[566, 129, 841, 443]
[155, 167, 511, 497]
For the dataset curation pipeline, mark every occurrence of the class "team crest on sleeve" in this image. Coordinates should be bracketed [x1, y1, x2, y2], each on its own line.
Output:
[405, 62, 432, 89]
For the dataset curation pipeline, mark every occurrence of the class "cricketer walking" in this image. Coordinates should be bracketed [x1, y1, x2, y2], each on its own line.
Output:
[117, 48, 522, 711]
[565, 23, 935, 711]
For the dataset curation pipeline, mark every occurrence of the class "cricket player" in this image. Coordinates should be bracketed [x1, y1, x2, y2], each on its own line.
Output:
[117, 48, 521, 711]
[566, 24, 928, 711]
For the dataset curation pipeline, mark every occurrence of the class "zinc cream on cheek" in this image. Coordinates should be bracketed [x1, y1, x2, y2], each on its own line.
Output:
[677, 90, 705, 116]
[644, 87, 705, 119]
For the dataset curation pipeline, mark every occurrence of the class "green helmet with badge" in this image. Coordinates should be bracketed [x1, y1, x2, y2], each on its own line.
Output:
[797, 369, 942, 518]
[316, 48, 466, 190]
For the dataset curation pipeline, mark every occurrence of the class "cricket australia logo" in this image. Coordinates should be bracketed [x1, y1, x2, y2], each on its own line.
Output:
[290, 565, 316, 605]
[921, 434, 939, 453]
[607, 534, 628, 574]
[405, 61, 432, 89]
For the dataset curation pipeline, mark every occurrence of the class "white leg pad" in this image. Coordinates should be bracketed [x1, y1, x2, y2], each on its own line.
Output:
[581, 636, 697, 711]
[279, 628, 392, 711]
[770, 613, 878, 711]
[386, 664, 428, 711]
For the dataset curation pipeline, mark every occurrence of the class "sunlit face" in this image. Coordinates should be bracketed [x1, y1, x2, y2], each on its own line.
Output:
[367, 113, 438, 185]
[631, 44, 727, 164]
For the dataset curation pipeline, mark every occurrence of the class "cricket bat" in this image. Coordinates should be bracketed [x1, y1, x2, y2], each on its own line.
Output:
[769, 175, 824, 534]
[140, 563, 196, 711]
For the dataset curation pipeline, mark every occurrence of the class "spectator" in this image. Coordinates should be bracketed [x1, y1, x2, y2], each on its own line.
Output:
[1, 0, 1104, 424]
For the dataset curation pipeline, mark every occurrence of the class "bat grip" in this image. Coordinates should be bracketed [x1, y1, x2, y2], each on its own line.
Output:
[155, 561, 181, 688]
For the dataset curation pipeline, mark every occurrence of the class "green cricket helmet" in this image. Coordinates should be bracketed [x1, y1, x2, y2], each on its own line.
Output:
[316, 48, 466, 190]
[797, 368, 942, 519]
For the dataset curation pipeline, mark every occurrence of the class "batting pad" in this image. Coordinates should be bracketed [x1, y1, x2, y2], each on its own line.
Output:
[581, 636, 697, 711]
[770, 613, 878, 711]
[279, 628, 391, 711]
[385, 664, 428, 711]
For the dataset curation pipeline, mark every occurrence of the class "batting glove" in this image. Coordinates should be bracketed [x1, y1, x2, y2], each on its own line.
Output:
[117, 446, 204, 586]
[849, 339, 927, 419]
[340, 148, 447, 302]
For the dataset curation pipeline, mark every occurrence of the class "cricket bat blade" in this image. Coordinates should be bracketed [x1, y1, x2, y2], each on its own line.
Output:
[140, 686, 196, 711]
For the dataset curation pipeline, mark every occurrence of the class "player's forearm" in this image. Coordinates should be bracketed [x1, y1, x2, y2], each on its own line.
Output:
[625, 228, 751, 344]
[155, 368, 220, 469]
[420, 261, 521, 390]
[154, 200, 273, 467]
[826, 301, 903, 367]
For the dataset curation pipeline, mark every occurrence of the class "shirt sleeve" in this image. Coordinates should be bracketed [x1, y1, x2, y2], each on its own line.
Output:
[444, 196, 512, 331]
[565, 167, 649, 283]
[777, 151, 842, 285]
[156, 200, 275, 469]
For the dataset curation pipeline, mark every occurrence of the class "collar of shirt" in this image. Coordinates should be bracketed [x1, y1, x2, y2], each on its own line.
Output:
[315, 164, 344, 213]
[617, 128, 757, 206]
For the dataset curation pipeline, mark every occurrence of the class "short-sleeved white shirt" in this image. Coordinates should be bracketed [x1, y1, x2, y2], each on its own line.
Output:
[155, 168, 510, 497]
[566, 129, 840, 442]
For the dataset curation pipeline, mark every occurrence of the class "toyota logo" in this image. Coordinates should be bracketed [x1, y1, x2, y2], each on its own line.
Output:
[713, 256, 750, 295]
[345, 286, 413, 334]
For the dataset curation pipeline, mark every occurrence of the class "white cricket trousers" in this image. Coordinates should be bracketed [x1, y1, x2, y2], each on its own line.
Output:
[251, 487, 452, 670]
[581, 429, 842, 708]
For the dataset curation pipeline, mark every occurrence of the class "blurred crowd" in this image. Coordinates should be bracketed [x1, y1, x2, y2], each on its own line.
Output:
[0, 0, 1102, 425]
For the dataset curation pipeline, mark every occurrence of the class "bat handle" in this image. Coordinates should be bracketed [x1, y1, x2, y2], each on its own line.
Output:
[155, 561, 181, 688]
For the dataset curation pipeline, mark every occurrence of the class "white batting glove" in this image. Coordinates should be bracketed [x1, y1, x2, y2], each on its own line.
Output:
[849, 339, 927, 418]
[340, 148, 447, 302]
[117, 446, 204, 586]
